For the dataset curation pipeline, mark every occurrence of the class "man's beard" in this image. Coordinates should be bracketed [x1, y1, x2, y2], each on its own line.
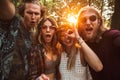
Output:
[81, 29, 100, 43]
[85, 33, 97, 43]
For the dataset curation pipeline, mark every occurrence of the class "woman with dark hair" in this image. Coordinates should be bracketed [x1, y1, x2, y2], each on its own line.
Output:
[28, 16, 61, 80]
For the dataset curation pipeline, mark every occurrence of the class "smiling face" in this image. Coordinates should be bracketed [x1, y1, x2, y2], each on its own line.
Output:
[61, 29, 75, 47]
[78, 9, 100, 42]
[57, 25, 75, 47]
[41, 20, 56, 44]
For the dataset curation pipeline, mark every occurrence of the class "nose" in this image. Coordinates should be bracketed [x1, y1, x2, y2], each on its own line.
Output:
[31, 13, 35, 19]
[46, 27, 50, 32]
[86, 18, 91, 25]
[65, 32, 69, 38]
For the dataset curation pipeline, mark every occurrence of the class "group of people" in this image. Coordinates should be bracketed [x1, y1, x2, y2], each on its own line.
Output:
[0, 0, 120, 80]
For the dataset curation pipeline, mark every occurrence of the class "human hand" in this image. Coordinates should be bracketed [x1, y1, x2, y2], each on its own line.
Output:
[65, 25, 81, 40]
[36, 74, 49, 80]
[72, 24, 81, 39]
[65, 29, 75, 39]
[0, 0, 15, 20]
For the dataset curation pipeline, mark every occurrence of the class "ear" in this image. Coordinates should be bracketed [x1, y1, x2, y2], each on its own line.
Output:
[98, 19, 102, 27]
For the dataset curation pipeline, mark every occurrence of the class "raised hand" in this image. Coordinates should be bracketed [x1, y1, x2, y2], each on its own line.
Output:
[36, 74, 49, 80]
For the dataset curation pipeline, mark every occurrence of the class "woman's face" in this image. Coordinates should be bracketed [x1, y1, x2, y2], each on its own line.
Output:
[41, 20, 56, 44]
[60, 28, 75, 47]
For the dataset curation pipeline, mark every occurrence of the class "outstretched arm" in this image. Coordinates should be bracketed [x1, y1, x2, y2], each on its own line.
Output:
[0, 0, 15, 20]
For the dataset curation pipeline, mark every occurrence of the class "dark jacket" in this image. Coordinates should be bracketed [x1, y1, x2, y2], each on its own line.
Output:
[0, 15, 24, 80]
[88, 29, 120, 80]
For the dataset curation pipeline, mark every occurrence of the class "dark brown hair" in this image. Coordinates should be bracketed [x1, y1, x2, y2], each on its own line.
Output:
[37, 16, 58, 53]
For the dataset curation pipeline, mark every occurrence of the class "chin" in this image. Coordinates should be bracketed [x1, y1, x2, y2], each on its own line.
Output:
[84, 35, 92, 41]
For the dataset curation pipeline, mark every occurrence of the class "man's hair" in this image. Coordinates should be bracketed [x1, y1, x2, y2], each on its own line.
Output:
[77, 6, 102, 26]
[18, 0, 46, 18]
[77, 6, 107, 41]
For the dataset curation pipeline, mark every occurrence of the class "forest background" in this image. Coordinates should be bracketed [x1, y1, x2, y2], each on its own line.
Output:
[12, 0, 120, 29]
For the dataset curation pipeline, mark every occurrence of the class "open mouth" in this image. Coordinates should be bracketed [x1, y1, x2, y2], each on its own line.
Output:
[86, 27, 93, 31]
[86, 27, 93, 34]
[30, 21, 36, 25]
[45, 34, 52, 39]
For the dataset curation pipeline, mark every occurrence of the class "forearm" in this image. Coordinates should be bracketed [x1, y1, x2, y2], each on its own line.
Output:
[77, 38, 103, 72]
[0, 0, 15, 20]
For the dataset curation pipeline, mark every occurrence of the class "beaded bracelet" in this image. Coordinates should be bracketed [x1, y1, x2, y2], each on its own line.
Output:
[77, 37, 84, 45]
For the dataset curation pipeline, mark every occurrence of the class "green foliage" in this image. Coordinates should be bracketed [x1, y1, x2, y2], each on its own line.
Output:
[12, 0, 114, 27]
[11, 0, 21, 7]
[42, 0, 114, 27]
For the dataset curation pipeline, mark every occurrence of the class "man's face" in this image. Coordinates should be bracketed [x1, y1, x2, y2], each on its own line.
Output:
[23, 3, 41, 30]
[78, 10, 100, 42]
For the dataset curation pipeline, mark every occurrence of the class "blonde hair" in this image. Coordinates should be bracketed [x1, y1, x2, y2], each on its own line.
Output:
[77, 6, 107, 42]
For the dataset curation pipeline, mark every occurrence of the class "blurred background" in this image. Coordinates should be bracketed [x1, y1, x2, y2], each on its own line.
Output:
[12, 0, 120, 29]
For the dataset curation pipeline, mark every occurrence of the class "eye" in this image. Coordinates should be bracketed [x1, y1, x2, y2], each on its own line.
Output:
[89, 15, 97, 22]
[67, 29, 73, 34]
[27, 11, 33, 15]
[35, 12, 40, 15]
[42, 26, 47, 29]
[50, 26, 55, 30]
[68, 30, 73, 34]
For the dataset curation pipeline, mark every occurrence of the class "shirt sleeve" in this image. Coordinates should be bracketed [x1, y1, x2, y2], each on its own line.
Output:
[113, 36, 120, 47]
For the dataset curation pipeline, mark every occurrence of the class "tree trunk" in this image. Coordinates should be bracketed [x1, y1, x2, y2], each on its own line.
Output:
[111, 0, 120, 29]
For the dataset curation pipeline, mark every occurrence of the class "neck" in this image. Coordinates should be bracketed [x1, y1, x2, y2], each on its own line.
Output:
[45, 43, 52, 51]
[64, 46, 72, 55]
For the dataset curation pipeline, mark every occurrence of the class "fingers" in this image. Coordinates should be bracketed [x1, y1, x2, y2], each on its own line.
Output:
[65, 29, 75, 39]
[73, 25, 80, 39]
[41, 74, 49, 80]
[36, 74, 49, 80]
[66, 26, 80, 39]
